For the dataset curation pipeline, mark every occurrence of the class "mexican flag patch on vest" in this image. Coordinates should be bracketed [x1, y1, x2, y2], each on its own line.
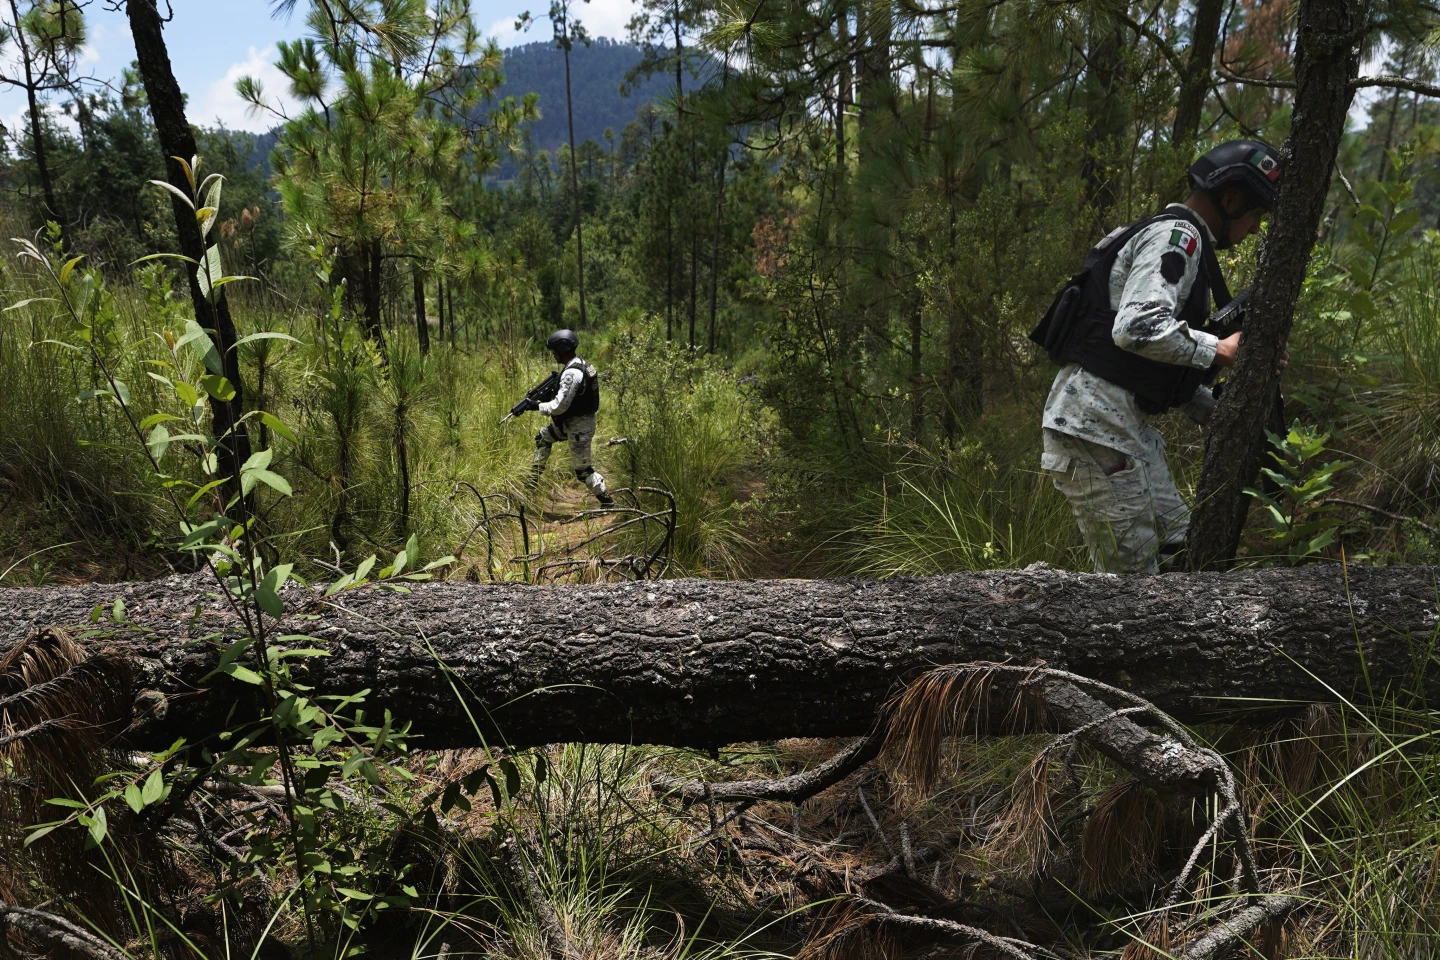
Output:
[1169, 228, 1197, 255]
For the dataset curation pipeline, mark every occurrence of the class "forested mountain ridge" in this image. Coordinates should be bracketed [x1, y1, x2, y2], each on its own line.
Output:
[492, 38, 690, 158]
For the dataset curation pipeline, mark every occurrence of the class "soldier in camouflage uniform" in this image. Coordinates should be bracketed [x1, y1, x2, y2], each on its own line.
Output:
[522, 329, 615, 507]
[1037, 140, 1283, 573]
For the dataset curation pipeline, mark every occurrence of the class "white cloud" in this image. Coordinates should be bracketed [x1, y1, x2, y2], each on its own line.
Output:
[488, 14, 526, 47]
[77, 21, 104, 67]
[197, 46, 300, 134]
[489, 0, 639, 48]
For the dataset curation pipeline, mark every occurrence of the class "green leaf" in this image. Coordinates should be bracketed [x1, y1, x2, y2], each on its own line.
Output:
[141, 768, 165, 806]
[250, 469, 292, 497]
[182, 320, 225, 376]
[256, 563, 292, 618]
[23, 823, 61, 847]
[208, 637, 254, 679]
[224, 663, 265, 685]
[500, 757, 520, 798]
[130, 252, 199, 267]
[175, 380, 200, 409]
[335, 888, 373, 901]
[149, 178, 196, 210]
[138, 412, 182, 430]
[148, 423, 171, 461]
[197, 245, 225, 303]
[258, 411, 297, 444]
[45, 798, 87, 809]
[111, 378, 131, 408]
[87, 806, 107, 846]
[124, 783, 143, 814]
[200, 375, 236, 402]
[233, 332, 300, 351]
[242, 448, 274, 472]
[1389, 209, 1421, 236]
[5, 296, 57, 312]
[58, 255, 84, 283]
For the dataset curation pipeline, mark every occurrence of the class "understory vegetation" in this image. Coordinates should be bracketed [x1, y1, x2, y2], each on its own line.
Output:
[2, 0, 1440, 956]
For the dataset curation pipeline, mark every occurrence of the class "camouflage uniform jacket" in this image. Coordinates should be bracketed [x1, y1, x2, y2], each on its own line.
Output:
[1041, 204, 1221, 468]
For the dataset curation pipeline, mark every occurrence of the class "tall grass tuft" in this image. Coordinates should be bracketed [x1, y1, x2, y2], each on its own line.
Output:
[833, 432, 1083, 576]
[608, 316, 773, 577]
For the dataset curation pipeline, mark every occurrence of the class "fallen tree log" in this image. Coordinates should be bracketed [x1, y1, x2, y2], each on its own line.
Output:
[2, 565, 1437, 750]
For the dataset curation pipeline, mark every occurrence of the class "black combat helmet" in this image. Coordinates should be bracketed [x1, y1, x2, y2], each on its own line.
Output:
[546, 329, 579, 353]
[1189, 139, 1282, 210]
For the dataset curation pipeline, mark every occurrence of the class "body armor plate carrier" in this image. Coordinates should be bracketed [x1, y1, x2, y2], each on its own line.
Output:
[559, 357, 600, 421]
[1029, 207, 1233, 415]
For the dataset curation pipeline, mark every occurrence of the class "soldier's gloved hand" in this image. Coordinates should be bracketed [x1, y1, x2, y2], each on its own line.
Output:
[523, 397, 541, 412]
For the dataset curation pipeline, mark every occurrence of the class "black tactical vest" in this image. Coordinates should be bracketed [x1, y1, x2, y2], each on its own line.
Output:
[1029, 207, 1232, 415]
[560, 357, 600, 420]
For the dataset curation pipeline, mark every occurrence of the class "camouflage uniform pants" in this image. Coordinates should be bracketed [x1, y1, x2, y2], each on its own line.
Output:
[530, 413, 608, 498]
[1045, 431, 1188, 574]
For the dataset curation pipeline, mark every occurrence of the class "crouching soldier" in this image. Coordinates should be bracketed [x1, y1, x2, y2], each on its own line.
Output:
[1030, 139, 1282, 573]
[524, 329, 615, 507]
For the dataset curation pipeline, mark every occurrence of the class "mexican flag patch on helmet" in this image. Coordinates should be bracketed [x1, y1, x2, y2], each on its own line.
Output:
[1249, 149, 1281, 180]
[1169, 228, 1197, 256]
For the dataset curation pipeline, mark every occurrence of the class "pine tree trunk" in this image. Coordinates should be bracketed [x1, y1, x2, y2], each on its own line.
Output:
[1171, 0, 1225, 149]
[363, 240, 386, 344]
[855, 0, 892, 166]
[412, 264, 430, 355]
[127, 0, 252, 503]
[665, 200, 674, 340]
[11, 565, 1440, 750]
[707, 82, 729, 354]
[8, 0, 64, 238]
[436, 276, 445, 344]
[837, 0, 850, 162]
[448, 282, 457, 347]
[910, 296, 923, 438]
[1187, 0, 1373, 570]
[1081, 19, 1127, 215]
[563, 36, 587, 327]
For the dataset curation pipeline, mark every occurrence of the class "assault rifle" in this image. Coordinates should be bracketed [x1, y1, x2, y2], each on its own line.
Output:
[499, 371, 561, 425]
[1204, 285, 1287, 450]
[1206, 285, 1252, 340]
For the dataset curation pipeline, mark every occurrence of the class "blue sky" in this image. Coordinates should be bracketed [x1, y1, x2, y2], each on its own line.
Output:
[1, 0, 641, 134]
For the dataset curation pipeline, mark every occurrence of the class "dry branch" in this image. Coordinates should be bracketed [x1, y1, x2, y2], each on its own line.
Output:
[1181, 895, 1300, 960]
[3, 565, 1439, 749]
[0, 902, 129, 960]
[652, 735, 882, 805]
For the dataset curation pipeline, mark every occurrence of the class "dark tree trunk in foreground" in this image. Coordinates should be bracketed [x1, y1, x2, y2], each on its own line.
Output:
[127, 0, 252, 500]
[1187, 0, 1372, 570]
[1171, 0, 1224, 149]
[5, 566, 1440, 750]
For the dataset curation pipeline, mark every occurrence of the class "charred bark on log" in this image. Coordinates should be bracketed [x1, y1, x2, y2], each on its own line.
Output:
[2, 565, 1438, 750]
